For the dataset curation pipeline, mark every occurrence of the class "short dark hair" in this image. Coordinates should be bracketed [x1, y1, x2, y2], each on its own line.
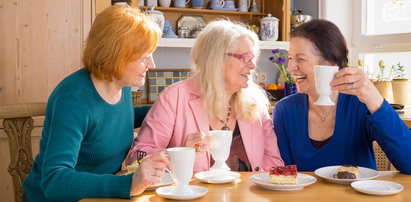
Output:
[290, 19, 348, 69]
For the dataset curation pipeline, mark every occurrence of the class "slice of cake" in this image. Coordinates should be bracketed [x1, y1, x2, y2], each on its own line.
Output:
[334, 165, 360, 179]
[269, 165, 298, 184]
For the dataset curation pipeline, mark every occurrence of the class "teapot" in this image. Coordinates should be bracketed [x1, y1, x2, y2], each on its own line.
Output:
[238, 0, 250, 12]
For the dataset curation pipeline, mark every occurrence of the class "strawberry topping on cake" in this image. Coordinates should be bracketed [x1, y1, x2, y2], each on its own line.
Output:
[269, 165, 298, 184]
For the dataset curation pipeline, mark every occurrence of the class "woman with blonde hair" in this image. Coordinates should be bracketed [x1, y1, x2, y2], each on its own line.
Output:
[126, 20, 284, 172]
[23, 6, 169, 201]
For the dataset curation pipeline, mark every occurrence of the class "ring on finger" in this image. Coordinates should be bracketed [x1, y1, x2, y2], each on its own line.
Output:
[347, 82, 355, 89]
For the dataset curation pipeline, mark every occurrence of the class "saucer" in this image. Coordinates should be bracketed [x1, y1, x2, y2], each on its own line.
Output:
[195, 170, 240, 184]
[156, 185, 208, 200]
[351, 180, 404, 195]
[145, 172, 174, 191]
[314, 166, 379, 184]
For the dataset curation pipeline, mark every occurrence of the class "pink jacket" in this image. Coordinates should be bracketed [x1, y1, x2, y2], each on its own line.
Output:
[126, 77, 284, 171]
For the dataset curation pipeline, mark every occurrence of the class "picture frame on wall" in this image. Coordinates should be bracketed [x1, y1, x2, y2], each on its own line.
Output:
[147, 69, 192, 103]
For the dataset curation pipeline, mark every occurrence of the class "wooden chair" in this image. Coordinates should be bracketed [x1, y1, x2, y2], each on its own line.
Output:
[0, 103, 46, 202]
[373, 141, 393, 171]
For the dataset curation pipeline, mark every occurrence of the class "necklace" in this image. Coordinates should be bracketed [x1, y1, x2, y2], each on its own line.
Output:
[310, 103, 335, 122]
[220, 104, 232, 130]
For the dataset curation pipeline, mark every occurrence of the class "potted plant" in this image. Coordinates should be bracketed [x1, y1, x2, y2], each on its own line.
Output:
[373, 60, 393, 101]
[269, 49, 297, 97]
[391, 62, 409, 104]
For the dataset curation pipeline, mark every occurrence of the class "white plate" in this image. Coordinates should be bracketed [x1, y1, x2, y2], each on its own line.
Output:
[156, 185, 208, 200]
[146, 172, 174, 191]
[195, 170, 241, 184]
[249, 173, 317, 191]
[314, 166, 380, 184]
[351, 180, 404, 195]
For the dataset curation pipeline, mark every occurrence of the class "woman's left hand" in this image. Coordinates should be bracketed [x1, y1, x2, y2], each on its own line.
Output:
[331, 67, 384, 113]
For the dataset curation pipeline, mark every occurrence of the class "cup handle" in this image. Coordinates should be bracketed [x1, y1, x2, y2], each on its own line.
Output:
[165, 167, 178, 184]
[221, 0, 225, 7]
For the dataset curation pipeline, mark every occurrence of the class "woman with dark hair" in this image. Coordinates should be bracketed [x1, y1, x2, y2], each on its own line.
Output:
[273, 19, 411, 173]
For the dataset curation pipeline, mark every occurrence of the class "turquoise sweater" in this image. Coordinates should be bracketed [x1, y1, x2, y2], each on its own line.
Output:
[23, 69, 150, 201]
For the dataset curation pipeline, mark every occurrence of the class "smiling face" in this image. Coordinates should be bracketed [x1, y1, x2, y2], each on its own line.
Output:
[115, 52, 155, 87]
[223, 36, 257, 95]
[288, 37, 331, 96]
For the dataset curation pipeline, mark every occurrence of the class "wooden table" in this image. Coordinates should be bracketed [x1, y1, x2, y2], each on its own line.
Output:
[81, 171, 410, 202]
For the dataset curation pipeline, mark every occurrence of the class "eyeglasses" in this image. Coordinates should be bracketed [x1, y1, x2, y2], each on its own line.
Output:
[226, 53, 256, 65]
[138, 54, 153, 67]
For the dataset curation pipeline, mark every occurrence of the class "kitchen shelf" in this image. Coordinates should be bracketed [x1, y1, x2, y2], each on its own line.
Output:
[141, 6, 266, 16]
[158, 38, 289, 50]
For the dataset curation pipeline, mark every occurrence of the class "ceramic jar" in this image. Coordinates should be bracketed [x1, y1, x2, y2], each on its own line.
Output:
[260, 13, 279, 41]
[147, 8, 165, 33]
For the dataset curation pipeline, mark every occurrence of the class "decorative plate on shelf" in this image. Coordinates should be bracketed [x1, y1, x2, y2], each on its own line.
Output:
[177, 15, 207, 38]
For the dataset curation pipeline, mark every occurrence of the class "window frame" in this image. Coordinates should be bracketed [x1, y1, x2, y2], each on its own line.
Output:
[351, 0, 411, 62]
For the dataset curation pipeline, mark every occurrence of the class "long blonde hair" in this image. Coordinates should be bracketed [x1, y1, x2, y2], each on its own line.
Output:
[83, 6, 161, 81]
[191, 20, 270, 121]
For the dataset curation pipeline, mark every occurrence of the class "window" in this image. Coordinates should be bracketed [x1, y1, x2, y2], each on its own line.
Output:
[351, 0, 411, 104]
[352, 0, 411, 78]
[365, 0, 411, 35]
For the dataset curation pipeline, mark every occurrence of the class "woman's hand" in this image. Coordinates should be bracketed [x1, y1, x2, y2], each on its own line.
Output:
[130, 152, 169, 196]
[184, 131, 210, 155]
[331, 67, 384, 113]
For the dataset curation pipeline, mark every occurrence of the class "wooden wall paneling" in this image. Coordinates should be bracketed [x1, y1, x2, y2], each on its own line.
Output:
[0, 0, 92, 105]
[0, 0, 18, 105]
[0, 0, 93, 200]
[265, 0, 290, 41]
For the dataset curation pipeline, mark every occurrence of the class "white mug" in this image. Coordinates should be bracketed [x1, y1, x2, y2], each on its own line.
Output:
[166, 147, 195, 195]
[209, 130, 233, 171]
[314, 65, 339, 105]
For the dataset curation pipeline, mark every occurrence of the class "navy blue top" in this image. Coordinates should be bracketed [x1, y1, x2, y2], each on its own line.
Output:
[273, 93, 411, 173]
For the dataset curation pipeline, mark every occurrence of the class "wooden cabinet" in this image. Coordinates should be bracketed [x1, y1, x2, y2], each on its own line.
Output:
[97, 0, 291, 41]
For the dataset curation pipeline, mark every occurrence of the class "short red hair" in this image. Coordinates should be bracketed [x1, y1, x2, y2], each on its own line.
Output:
[83, 6, 161, 81]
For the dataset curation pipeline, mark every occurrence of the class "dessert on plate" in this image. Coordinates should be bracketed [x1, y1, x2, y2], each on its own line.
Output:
[269, 165, 298, 184]
[334, 165, 360, 179]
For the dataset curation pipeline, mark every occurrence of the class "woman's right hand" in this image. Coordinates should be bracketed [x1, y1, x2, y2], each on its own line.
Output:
[184, 131, 210, 154]
[130, 152, 169, 196]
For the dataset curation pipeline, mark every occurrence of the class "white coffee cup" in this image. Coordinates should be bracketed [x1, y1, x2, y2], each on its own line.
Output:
[314, 65, 339, 105]
[208, 130, 233, 171]
[166, 147, 195, 195]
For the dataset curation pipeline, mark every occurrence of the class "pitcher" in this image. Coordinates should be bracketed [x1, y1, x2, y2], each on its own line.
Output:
[238, 0, 250, 12]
